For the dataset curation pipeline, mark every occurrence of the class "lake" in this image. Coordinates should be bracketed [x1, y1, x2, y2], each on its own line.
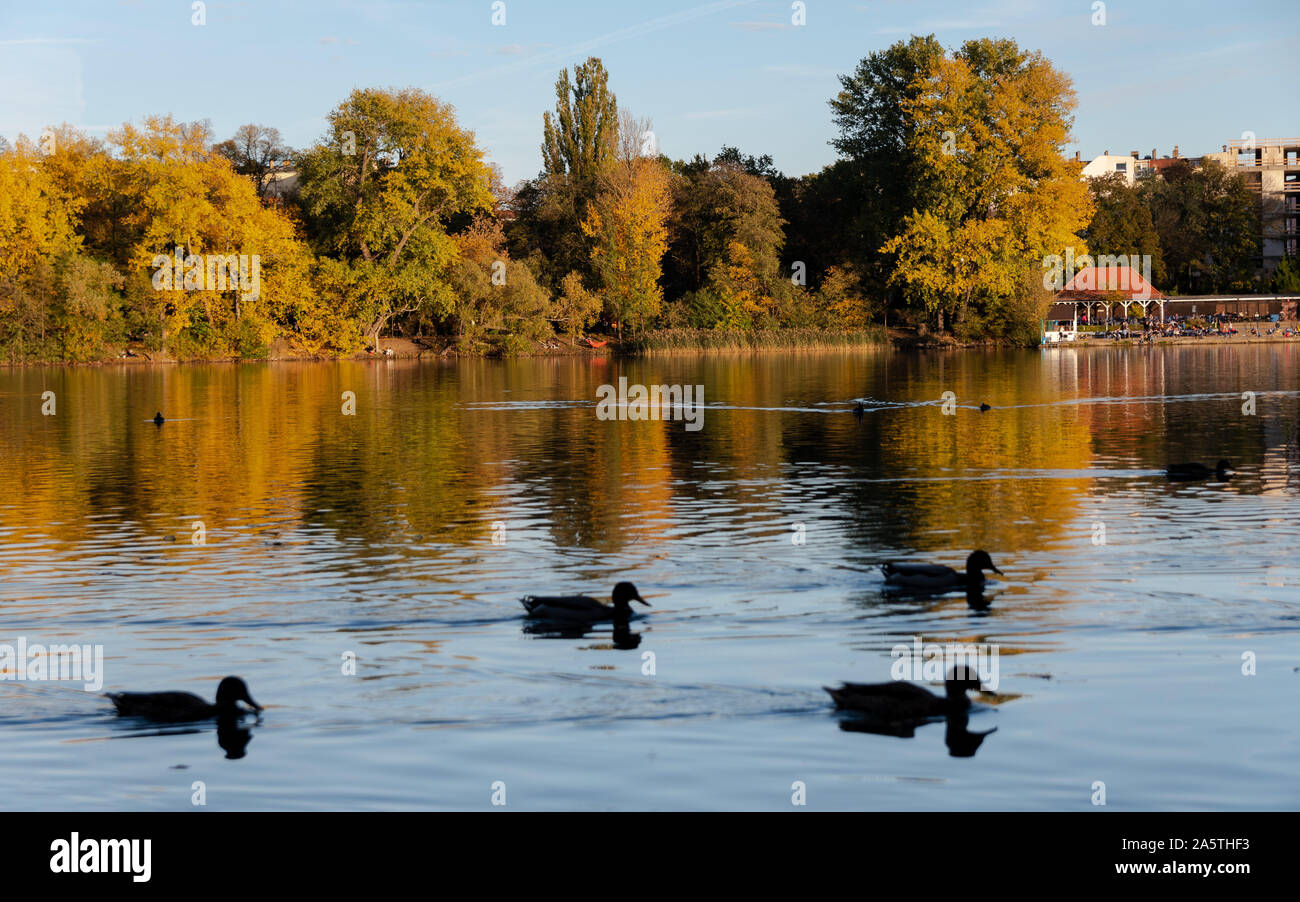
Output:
[1, 345, 1297, 810]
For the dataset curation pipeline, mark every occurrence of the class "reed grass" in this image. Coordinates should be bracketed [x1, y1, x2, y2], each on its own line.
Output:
[625, 327, 888, 355]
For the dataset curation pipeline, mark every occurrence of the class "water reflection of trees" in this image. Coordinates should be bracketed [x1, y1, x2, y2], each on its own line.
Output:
[0, 348, 1294, 573]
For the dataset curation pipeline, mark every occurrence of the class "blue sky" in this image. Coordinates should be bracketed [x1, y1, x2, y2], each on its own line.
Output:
[1, 0, 1295, 184]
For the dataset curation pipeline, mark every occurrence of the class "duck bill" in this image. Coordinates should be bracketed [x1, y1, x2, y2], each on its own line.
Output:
[635, 596, 650, 606]
[990, 566, 1003, 576]
[245, 697, 263, 713]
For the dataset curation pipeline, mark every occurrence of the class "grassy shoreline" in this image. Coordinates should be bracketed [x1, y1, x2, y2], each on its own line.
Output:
[6, 326, 1299, 366]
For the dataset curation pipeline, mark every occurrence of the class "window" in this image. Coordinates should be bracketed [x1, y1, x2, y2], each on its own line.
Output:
[1115, 162, 1127, 171]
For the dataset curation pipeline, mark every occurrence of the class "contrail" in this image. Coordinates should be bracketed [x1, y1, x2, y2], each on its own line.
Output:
[431, 0, 760, 91]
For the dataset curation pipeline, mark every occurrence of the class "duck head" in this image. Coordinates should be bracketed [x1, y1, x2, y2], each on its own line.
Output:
[215, 676, 262, 713]
[965, 550, 1002, 577]
[945, 665, 987, 699]
[611, 582, 649, 609]
[1215, 459, 1235, 476]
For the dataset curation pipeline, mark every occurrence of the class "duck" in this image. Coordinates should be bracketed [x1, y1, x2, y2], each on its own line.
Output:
[825, 667, 985, 720]
[979, 402, 991, 412]
[853, 401, 865, 420]
[152, 412, 164, 425]
[107, 676, 262, 723]
[882, 550, 1002, 591]
[521, 581, 649, 622]
[1165, 459, 1233, 481]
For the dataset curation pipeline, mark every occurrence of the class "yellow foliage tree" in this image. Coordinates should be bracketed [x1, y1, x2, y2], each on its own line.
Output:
[581, 156, 670, 337]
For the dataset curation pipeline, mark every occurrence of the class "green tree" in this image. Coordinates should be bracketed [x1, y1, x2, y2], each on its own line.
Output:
[666, 153, 785, 302]
[1140, 159, 1261, 293]
[542, 57, 619, 189]
[1274, 254, 1300, 293]
[1085, 172, 1166, 287]
[297, 87, 494, 349]
[512, 58, 621, 292]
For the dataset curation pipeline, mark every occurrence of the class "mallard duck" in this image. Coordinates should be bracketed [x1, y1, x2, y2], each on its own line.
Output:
[521, 581, 649, 622]
[825, 668, 985, 720]
[152, 412, 164, 425]
[882, 550, 1002, 591]
[1166, 459, 1233, 481]
[107, 676, 262, 723]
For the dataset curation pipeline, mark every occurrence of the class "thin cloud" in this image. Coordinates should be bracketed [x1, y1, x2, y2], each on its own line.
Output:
[0, 37, 98, 45]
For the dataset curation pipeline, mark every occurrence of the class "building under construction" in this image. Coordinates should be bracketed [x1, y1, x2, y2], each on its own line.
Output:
[1202, 139, 1300, 272]
[1079, 138, 1299, 276]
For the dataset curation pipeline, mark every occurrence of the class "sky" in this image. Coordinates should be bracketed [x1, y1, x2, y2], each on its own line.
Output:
[1, 0, 1296, 185]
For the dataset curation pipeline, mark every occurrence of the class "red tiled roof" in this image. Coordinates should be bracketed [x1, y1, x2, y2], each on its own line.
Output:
[1056, 265, 1165, 301]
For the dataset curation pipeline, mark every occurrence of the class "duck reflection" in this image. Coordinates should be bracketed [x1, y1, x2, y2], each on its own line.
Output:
[523, 612, 643, 650]
[836, 710, 997, 758]
[109, 715, 260, 760]
[827, 669, 998, 758]
[216, 716, 256, 759]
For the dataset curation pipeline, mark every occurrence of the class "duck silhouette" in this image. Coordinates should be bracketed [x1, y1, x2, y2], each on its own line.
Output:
[825, 667, 986, 720]
[1165, 459, 1233, 481]
[979, 402, 991, 412]
[882, 550, 1002, 592]
[152, 412, 164, 426]
[107, 676, 262, 723]
[521, 581, 649, 623]
[821, 665, 982, 722]
[853, 401, 865, 421]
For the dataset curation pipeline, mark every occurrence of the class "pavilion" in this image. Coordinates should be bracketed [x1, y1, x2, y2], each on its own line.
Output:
[1053, 264, 1167, 329]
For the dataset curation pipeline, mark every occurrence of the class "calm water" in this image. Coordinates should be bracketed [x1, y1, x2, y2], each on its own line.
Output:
[1, 346, 1298, 810]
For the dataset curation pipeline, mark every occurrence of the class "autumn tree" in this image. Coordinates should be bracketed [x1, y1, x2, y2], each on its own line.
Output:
[582, 116, 671, 337]
[448, 214, 552, 349]
[554, 271, 602, 338]
[297, 87, 494, 349]
[666, 151, 785, 302]
[865, 37, 1092, 337]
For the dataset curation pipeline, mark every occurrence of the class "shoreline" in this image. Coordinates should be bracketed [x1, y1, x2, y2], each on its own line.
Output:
[3, 329, 1296, 368]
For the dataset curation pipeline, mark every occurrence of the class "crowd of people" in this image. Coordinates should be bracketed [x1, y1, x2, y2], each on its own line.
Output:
[1077, 312, 1296, 341]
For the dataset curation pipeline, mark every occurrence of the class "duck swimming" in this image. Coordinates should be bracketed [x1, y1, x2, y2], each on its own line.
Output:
[825, 667, 985, 720]
[1165, 459, 1233, 481]
[882, 550, 1002, 591]
[853, 401, 865, 420]
[107, 676, 262, 723]
[152, 412, 164, 425]
[521, 581, 649, 622]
